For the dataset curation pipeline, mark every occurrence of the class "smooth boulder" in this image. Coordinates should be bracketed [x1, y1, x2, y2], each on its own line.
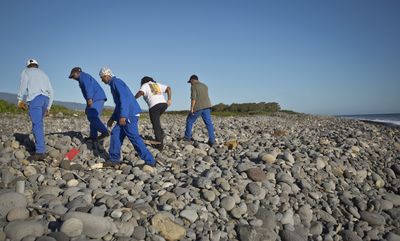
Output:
[5, 221, 45, 241]
[62, 212, 112, 238]
[0, 191, 28, 217]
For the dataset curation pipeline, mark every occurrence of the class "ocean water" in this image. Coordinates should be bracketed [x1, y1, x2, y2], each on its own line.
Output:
[340, 113, 400, 126]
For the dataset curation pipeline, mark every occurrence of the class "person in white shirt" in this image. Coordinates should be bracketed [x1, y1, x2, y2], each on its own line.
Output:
[17, 59, 54, 161]
[135, 76, 171, 151]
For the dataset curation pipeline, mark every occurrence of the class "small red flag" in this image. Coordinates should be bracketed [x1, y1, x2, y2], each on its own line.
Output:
[65, 148, 79, 161]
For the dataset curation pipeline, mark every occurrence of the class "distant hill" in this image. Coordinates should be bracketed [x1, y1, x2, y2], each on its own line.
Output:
[0, 92, 88, 110]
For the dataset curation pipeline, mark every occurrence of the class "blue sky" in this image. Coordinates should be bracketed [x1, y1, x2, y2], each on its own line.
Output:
[1, 1, 399, 115]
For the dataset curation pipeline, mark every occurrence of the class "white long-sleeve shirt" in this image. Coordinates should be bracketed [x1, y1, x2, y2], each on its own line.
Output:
[17, 67, 54, 110]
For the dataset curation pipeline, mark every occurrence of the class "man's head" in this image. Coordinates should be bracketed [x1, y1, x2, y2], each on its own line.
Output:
[68, 67, 82, 80]
[26, 59, 39, 68]
[188, 74, 198, 84]
[99, 67, 113, 84]
[141, 76, 155, 86]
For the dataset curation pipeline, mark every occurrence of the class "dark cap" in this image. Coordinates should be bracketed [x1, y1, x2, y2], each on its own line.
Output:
[141, 76, 155, 86]
[68, 67, 82, 78]
[188, 74, 198, 83]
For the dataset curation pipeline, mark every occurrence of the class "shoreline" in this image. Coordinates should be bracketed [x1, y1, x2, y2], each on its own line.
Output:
[359, 119, 400, 129]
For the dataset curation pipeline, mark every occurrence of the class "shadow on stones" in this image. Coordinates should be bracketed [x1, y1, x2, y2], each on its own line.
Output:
[48, 131, 108, 160]
[13, 133, 35, 153]
[48, 221, 61, 232]
[48, 131, 84, 141]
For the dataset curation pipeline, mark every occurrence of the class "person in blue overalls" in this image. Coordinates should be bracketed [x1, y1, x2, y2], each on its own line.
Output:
[69, 67, 109, 141]
[98, 67, 158, 168]
[17, 59, 54, 161]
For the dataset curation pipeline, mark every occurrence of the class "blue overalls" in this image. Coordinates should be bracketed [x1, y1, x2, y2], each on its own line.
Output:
[108, 77, 156, 165]
[78, 72, 108, 139]
[29, 95, 49, 153]
[18, 67, 54, 154]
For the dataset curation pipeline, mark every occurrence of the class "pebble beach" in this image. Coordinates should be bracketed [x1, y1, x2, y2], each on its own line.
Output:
[0, 113, 399, 241]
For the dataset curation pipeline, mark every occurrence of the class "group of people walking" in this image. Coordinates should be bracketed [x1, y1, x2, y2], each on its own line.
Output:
[17, 59, 216, 168]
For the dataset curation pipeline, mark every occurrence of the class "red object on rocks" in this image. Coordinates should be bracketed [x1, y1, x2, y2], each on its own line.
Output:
[65, 148, 79, 161]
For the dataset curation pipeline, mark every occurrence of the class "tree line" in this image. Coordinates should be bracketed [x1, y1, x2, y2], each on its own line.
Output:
[211, 102, 281, 113]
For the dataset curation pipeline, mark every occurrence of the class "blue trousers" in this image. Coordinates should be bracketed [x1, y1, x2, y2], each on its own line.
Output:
[86, 100, 108, 138]
[109, 116, 156, 165]
[184, 108, 215, 144]
[28, 95, 49, 154]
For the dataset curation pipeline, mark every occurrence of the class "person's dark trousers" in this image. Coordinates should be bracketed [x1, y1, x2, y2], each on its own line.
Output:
[149, 103, 168, 145]
[184, 108, 215, 144]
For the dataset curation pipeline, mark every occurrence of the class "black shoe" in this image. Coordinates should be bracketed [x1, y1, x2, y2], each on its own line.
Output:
[84, 137, 97, 142]
[155, 159, 165, 167]
[27, 153, 48, 162]
[208, 141, 216, 147]
[142, 159, 165, 168]
[153, 143, 164, 152]
[182, 137, 193, 144]
[146, 160, 165, 167]
[98, 132, 110, 140]
[103, 161, 121, 169]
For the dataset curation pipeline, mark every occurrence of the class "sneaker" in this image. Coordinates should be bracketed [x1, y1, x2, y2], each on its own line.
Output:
[98, 132, 110, 141]
[27, 153, 48, 162]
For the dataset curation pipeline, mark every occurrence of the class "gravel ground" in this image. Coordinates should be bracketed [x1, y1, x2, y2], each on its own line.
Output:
[0, 113, 399, 241]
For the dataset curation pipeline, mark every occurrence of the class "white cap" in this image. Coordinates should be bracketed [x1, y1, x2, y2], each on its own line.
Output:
[99, 67, 113, 77]
[26, 59, 39, 67]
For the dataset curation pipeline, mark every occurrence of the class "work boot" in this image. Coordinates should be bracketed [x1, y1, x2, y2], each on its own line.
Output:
[98, 131, 110, 141]
[155, 159, 165, 167]
[208, 140, 216, 147]
[153, 141, 164, 152]
[103, 161, 120, 169]
[141, 158, 164, 168]
[84, 136, 96, 142]
[27, 153, 48, 162]
[182, 137, 193, 145]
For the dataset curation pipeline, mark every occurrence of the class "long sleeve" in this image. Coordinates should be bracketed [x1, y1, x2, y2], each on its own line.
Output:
[79, 73, 95, 100]
[115, 80, 130, 118]
[47, 80, 54, 110]
[17, 71, 28, 101]
[82, 76, 94, 100]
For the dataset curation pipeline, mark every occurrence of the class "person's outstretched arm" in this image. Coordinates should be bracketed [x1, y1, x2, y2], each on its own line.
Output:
[115, 80, 130, 125]
[17, 71, 28, 109]
[135, 91, 144, 99]
[47, 78, 54, 111]
[81, 75, 94, 107]
[190, 99, 196, 114]
[165, 86, 172, 106]
[190, 85, 197, 114]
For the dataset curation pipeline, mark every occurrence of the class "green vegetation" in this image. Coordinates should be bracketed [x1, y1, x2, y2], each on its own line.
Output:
[167, 102, 298, 117]
[0, 99, 297, 117]
[212, 102, 281, 113]
[50, 104, 83, 116]
[0, 100, 24, 114]
[210, 102, 298, 116]
[0, 100, 83, 116]
[102, 108, 114, 117]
